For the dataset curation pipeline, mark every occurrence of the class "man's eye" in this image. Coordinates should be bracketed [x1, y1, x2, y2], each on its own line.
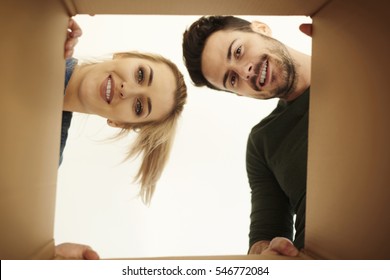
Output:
[235, 46, 242, 58]
[230, 74, 237, 87]
[135, 98, 143, 115]
[137, 68, 144, 84]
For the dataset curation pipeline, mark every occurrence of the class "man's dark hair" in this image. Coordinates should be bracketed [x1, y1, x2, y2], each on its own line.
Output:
[182, 16, 252, 90]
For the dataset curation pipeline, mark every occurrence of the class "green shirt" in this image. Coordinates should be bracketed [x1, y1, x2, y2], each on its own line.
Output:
[246, 87, 309, 249]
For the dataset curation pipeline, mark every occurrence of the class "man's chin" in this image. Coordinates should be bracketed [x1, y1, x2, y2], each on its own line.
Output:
[250, 91, 274, 100]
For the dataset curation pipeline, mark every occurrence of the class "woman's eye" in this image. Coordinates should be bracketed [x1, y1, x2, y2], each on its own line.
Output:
[135, 98, 143, 115]
[230, 74, 237, 87]
[235, 46, 242, 58]
[137, 67, 144, 84]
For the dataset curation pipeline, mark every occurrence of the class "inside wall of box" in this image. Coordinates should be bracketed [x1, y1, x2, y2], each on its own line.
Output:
[1, 0, 389, 259]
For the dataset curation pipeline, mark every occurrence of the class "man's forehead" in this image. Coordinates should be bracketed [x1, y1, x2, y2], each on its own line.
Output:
[209, 29, 237, 42]
[204, 30, 236, 59]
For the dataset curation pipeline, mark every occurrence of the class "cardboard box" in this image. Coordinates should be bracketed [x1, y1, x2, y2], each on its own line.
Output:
[305, 0, 390, 259]
[0, 0, 389, 259]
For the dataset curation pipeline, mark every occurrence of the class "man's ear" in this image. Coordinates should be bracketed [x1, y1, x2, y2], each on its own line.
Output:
[250, 21, 272, 36]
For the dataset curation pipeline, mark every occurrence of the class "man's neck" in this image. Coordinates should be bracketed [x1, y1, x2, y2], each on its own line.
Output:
[285, 47, 311, 101]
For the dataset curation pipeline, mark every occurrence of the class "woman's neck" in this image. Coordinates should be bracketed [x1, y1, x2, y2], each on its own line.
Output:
[63, 65, 85, 113]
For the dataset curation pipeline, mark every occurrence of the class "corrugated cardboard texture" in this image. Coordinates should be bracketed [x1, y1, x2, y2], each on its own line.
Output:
[306, 0, 390, 259]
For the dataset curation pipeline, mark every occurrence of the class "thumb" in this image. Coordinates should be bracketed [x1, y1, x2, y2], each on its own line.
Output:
[83, 248, 100, 260]
[269, 237, 299, 257]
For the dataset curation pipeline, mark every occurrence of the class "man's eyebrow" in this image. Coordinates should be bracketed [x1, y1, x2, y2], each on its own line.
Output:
[227, 39, 236, 61]
[223, 39, 237, 89]
[223, 72, 229, 89]
[148, 66, 153, 86]
[146, 97, 152, 117]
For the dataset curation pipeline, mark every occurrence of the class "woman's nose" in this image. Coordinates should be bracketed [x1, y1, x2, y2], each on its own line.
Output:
[119, 83, 127, 98]
[119, 83, 138, 98]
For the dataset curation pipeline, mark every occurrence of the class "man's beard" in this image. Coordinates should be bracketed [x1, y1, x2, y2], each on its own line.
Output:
[249, 36, 297, 99]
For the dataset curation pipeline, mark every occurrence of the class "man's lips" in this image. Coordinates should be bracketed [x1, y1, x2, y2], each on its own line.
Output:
[100, 75, 114, 104]
[256, 59, 269, 89]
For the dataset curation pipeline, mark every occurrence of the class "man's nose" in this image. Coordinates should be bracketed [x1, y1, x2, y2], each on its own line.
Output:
[237, 63, 256, 80]
[236, 63, 255, 80]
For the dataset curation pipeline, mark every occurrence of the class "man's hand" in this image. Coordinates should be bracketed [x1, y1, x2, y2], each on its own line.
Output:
[55, 242, 100, 260]
[249, 237, 299, 257]
[299, 23, 312, 37]
[64, 18, 82, 59]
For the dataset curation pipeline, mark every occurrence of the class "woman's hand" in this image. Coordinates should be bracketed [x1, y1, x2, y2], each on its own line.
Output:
[64, 18, 82, 59]
[55, 242, 100, 260]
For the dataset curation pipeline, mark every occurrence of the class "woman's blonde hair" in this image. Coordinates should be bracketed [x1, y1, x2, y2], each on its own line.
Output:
[112, 52, 187, 205]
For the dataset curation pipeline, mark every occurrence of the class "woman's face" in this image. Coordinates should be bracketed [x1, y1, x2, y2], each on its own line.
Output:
[77, 57, 176, 126]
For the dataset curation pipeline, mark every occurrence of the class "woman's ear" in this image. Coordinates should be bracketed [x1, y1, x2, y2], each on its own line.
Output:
[107, 119, 122, 128]
[250, 21, 272, 36]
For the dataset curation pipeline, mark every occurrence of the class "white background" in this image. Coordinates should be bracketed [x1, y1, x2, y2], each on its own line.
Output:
[4, 260, 388, 280]
[55, 15, 312, 259]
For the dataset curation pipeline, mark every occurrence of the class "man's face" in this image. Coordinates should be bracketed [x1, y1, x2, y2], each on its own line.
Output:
[201, 27, 297, 100]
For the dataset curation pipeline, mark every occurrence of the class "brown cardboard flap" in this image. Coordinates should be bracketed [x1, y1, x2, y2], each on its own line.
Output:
[70, 0, 328, 16]
[29, 239, 56, 260]
[110, 252, 314, 260]
[2, 0, 390, 260]
[0, 0, 69, 259]
[306, 0, 390, 259]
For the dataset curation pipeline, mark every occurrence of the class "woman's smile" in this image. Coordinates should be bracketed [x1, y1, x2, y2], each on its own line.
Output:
[100, 75, 114, 104]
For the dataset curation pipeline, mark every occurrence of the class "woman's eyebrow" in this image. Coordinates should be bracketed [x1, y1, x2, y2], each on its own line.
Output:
[148, 66, 154, 86]
[146, 97, 152, 117]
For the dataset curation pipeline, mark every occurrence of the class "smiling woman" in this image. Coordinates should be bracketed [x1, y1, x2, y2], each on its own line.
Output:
[61, 20, 187, 204]
[64, 54, 177, 128]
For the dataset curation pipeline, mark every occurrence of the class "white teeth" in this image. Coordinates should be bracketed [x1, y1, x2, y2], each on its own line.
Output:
[260, 61, 268, 85]
[106, 78, 111, 101]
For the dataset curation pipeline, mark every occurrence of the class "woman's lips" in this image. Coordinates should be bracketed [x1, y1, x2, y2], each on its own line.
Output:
[100, 75, 114, 104]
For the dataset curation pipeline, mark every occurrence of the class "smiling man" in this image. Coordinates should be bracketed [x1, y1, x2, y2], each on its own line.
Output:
[182, 16, 311, 256]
